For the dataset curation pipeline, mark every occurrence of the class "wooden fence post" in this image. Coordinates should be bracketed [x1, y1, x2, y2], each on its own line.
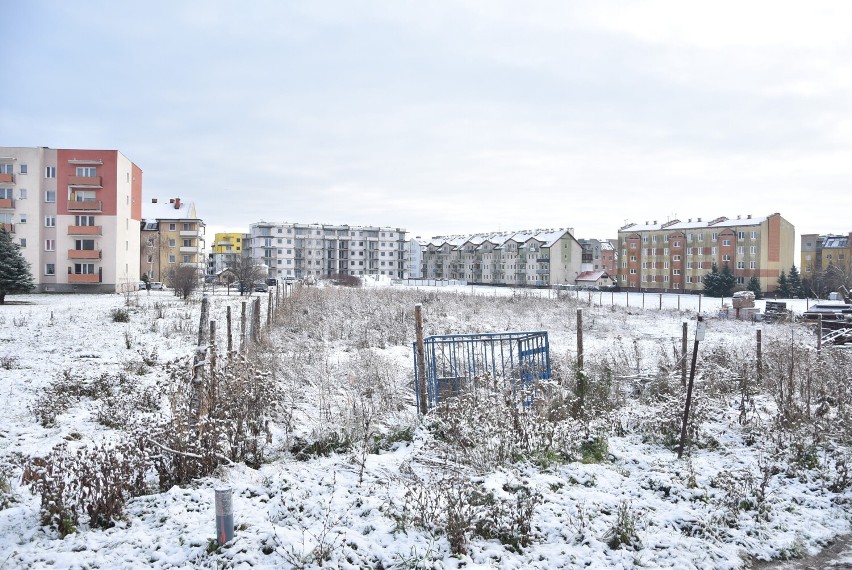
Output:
[576, 308, 584, 370]
[681, 321, 688, 387]
[678, 316, 704, 458]
[226, 306, 233, 357]
[415, 304, 428, 415]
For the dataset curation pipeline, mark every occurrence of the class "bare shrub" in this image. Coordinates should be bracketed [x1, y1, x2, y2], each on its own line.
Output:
[21, 439, 150, 535]
[29, 371, 125, 428]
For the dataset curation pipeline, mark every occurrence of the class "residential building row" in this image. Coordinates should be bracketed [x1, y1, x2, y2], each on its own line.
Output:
[418, 229, 584, 287]
[140, 197, 205, 283]
[617, 213, 795, 293]
[246, 222, 409, 280]
[801, 233, 851, 276]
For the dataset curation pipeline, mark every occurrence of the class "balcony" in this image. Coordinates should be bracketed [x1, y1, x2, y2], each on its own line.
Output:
[68, 225, 102, 236]
[179, 229, 200, 237]
[68, 249, 102, 260]
[179, 246, 198, 253]
[0, 173, 12, 183]
[68, 273, 101, 284]
[68, 200, 102, 211]
[68, 176, 102, 187]
[0, 198, 13, 209]
[1, 223, 13, 233]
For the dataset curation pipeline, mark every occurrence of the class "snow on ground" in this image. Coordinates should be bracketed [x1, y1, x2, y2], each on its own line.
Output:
[0, 285, 850, 569]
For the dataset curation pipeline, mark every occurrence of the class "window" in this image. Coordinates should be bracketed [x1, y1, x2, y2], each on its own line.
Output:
[697, 234, 704, 241]
[183, 239, 193, 247]
[19, 238, 26, 247]
[722, 239, 730, 246]
[673, 269, 680, 275]
[673, 255, 681, 261]
[652, 235, 658, 243]
[687, 247, 693, 256]
[168, 238, 176, 247]
[19, 164, 28, 174]
[630, 242, 637, 249]
[663, 275, 669, 282]
[183, 255, 191, 263]
[750, 246, 756, 255]
[0, 164, 12, 174]
[168, 223, 176, 231]
[75, 166, 97, 177]
[737, 246, 744, 255]
[75, 215, 95, 226]
[737, 231, 745, 239]
[711, 247, 717, 255]
[45, 263, 55, 276]
[19, 188, 27, 200]
[722, 254, 731, 262]
[19, 214, 26, 224]
[45, 216, 55, 227]
[73, 263, 95, 274]
[737, 277, 745, 285]
[664, 261, 670, 269]
[74, 239, 95, 250]
[673, 241, 681, 247]
[0, 188, 11, 200]
[750, 261, 756, 269]
[664, 248, 669, 255]
[168, 254, 176, 263]
[147, 254, 153, 263]
[642, 236, 648, 243]
[712, 232, 718, 240]
[629, 268, 637, 274]
[45, 191, 56, 202]
[183, 222, 192, 231]
[45, 239, 55, 251]
[737, 261, 745, 269]
[751, 231, 758, 239]
[45, 166, 56, 178]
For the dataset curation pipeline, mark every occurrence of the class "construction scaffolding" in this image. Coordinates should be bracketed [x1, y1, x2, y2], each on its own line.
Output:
[413, 331, 551, 410]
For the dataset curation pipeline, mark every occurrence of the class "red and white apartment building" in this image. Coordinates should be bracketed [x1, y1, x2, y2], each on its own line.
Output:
[617, 213, 795, 294]
[0, 147, 143, 293]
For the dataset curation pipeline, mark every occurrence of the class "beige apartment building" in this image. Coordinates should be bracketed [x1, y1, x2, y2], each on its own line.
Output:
[140, 198, 205, 283]
[617, 213, 795, 293]
[0, 146, 142, 293]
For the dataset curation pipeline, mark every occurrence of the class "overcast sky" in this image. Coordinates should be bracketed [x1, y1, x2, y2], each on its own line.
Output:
[5, 1, 852, 245]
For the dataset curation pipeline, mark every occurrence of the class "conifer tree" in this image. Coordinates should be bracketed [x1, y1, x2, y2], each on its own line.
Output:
[787, 265, 803, 298]
[0, 228, 35, 304]
[718, 263, 736, 297]
[776, 270, 791, 298]
[703, 263, 720, 297]
[747, 275, 763, 299]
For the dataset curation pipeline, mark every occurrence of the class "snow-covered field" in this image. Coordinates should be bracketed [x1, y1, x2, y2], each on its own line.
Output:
[0, 284, 850, 569]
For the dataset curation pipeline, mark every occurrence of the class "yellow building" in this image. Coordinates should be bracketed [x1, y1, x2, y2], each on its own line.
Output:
[210, 232, 249, 274]
[140, 198, 205, 283]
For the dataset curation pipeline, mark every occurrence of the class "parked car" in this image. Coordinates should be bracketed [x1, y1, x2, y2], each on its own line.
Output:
[802, 302, 852, 321]
[253, 282, 269, 292]
[138, 281, 165, 290]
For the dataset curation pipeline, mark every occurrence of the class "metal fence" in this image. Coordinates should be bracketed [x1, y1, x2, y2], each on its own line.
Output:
[413, 331, 551, 410]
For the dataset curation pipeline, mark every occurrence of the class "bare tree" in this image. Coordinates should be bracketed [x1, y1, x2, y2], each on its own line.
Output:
[227, 257, 267, 295]
[169, 265, 200, 299]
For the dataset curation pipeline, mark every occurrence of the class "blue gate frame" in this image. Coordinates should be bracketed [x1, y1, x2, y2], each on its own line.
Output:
[413, 331, 551, 410]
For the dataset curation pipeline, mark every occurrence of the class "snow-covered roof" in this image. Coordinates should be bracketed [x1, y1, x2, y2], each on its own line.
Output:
[576, 270, 610, 282]
[620, 214, 770, 233]
[142, 198, 199, 221]
[427, 228, 573, 251]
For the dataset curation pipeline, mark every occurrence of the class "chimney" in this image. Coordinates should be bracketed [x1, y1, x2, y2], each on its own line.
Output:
[747, 214, 751, 219]
[151, 198, 158, 203]
[688, 218, 692, 223]
[653, 220, 657, 225]
[697, 218, 702, 222]
[174, 198, 181, 209]
[737, 215, 741, 219]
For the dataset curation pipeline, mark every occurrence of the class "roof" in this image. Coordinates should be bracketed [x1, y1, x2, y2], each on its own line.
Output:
[824, 236, 849, 249]
[142, 198, 200, 221]
[576, 270, 610, 282]
[426, 228, 575, 251]
[619, 214, 771, 233]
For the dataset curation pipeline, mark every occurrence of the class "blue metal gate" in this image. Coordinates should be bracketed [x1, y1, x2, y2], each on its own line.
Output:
[413, 331, 551, 410]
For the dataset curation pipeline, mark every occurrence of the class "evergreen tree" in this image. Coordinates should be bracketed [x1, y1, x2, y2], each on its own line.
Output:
[0, 228, 35, 304]
[776, 270, 791, 298]
[747, 275, 763, 299]
[787, 265, 803, 298]
[718, 263, 736, 297]
[703, 263, 720, 297]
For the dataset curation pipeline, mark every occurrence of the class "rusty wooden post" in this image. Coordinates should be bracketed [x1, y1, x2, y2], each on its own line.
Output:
[415, 304, 428, 415]
[267, 291, 273, 326]
[659, 293, 662, 310]
[681, 321, 688, 387]
[252, 298, 261, 343]
[209, 320, 217, 376]
[576, 308, 584, 370]
[678, 316, 704, 458]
